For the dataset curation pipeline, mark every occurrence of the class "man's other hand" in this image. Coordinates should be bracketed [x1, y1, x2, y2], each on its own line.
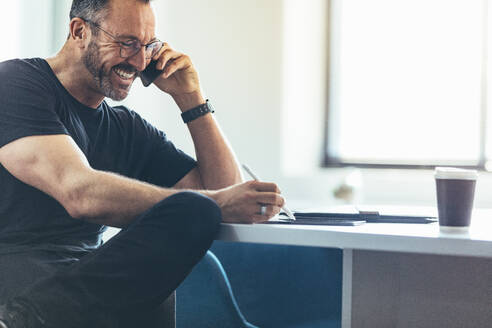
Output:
[209, 181, 285, 223]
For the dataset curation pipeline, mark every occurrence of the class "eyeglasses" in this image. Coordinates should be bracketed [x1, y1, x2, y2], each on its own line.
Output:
[81, 18, 164, 59]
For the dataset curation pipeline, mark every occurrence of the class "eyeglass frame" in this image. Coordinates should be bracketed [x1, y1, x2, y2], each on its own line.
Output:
[79, 18, 164, 59]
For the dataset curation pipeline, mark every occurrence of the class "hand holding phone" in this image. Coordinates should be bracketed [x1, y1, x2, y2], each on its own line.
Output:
[139, 46, 200, 97]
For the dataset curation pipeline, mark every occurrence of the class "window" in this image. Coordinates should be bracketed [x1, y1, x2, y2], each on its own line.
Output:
[325, 0, 489, 169]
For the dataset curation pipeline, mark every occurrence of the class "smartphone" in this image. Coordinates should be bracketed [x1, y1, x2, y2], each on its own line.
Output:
[139, 60, 163, 87]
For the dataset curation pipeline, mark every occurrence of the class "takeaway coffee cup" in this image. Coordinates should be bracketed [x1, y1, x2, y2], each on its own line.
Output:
[435, 167, 478, 232]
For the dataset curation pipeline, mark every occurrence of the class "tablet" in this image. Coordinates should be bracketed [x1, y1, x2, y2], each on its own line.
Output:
[264, 217, 366, 226]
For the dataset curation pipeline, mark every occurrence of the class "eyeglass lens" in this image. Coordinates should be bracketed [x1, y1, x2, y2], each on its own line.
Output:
[120, 41, 163, 59]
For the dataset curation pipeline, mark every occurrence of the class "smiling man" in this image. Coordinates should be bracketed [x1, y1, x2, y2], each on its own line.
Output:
[0, 0, 284, 327]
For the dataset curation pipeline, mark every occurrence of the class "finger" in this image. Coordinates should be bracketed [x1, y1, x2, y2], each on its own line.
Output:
[155, 49, 182, 71]
[254, 204, 281, 217]
[250, 181, 280, 193]
[251, 206, 281, 222]
[255, 192, 285, 207]
[269, 205, 282, 217]
[152, 42, 171, 61]
[163, 55, 191, 78]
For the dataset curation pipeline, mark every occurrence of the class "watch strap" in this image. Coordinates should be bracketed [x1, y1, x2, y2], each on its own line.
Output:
[181, 100, 215, 124]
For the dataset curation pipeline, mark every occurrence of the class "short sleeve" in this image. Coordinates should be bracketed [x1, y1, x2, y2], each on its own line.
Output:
[115, 106, 197, 187]
[0, 60, 68, 148]
[145, 129, 197, 187]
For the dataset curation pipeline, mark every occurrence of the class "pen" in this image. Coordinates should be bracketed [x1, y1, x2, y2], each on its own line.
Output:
[241, 164, 296, 221]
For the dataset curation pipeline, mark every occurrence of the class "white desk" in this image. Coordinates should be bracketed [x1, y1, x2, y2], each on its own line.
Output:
[217, 210, 492, 328]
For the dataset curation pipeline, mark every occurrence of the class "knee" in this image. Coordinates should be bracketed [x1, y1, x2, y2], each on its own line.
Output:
[157, 191, 222, 244]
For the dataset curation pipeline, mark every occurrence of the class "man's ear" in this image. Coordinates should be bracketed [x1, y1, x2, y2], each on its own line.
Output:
[69, 18, 90, 48]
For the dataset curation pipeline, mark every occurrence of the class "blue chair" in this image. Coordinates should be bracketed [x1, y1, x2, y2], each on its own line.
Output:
[210, 242, 342, 328]
[177, 251, 258, 328]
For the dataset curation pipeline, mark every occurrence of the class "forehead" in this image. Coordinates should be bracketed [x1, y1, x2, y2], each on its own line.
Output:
[103, 0, 156, 41]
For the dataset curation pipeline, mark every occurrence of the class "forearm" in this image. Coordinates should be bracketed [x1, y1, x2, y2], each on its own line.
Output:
[173, 92, 244, 189]
[68, 169, 197, 228]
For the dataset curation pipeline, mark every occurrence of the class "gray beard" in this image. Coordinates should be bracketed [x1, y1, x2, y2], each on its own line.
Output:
[82, 40, 130, 101]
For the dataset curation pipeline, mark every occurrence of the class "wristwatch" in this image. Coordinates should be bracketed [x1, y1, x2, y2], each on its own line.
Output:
[181, 99, 215, 124]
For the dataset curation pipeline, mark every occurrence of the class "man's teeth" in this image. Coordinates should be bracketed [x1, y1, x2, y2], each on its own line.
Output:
[113, 68, 135, 79]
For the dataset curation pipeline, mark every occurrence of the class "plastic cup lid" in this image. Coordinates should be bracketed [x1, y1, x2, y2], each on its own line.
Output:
[434, 167, 478, 180]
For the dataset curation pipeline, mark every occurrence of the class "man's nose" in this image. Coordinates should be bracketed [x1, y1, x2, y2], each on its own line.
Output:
[127, 47, 147, 72]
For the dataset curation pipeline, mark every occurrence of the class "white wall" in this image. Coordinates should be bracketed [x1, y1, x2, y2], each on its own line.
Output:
[0, 0, 58, 60]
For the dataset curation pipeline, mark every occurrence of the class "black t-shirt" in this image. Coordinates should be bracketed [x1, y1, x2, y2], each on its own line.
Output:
[0, 58, 197, 254]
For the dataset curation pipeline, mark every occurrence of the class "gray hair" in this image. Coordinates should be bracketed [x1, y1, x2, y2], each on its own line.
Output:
[69, 0, 152, 23]
[70, 0, 110, 23]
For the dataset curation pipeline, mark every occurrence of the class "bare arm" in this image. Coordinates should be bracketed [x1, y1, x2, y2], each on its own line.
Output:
[0, 135, 283, 227]
[0, 134, 179, 228]
[173, 92, 243, 190]
[151, 44, 243, 190]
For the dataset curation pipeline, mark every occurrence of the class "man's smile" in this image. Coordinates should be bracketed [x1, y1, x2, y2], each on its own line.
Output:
[112, 65, 136, 81]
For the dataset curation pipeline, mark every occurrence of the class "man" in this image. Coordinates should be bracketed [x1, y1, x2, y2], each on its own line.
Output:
[0, 0, 284, 327]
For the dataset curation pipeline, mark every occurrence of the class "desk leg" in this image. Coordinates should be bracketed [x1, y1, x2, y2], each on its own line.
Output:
[341, 249, 353, 328]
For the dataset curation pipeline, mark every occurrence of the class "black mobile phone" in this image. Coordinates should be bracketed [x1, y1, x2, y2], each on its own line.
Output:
[139, 60, 163, 87]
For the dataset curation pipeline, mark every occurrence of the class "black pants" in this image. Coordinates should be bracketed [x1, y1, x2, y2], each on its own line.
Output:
[1, 191, 222, 328]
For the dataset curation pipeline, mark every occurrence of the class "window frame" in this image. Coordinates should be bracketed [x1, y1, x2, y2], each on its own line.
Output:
[322, 0, 490, 171]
